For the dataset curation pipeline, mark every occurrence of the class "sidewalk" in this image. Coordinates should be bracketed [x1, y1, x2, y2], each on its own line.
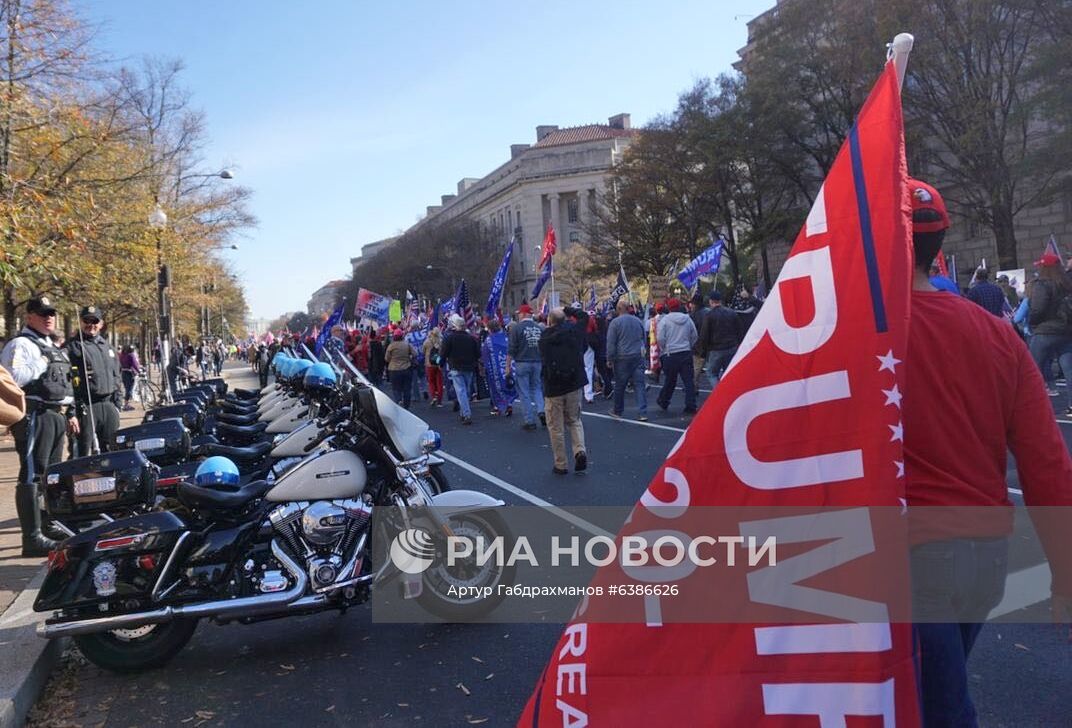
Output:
[1, 395, 151, 728]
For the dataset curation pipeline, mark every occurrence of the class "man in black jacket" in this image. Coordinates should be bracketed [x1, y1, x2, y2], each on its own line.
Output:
[698, 291, 743, 389]
[539, 306, 588, 474]
[440, 314, 480, 425]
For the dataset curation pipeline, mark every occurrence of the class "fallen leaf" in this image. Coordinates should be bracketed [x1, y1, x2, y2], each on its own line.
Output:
[280, 664, 296, 671]
[471, 656, 484, 663]
[325, 705, 335, 712]
[467, 718, 489, 725]
[457, 682, 471, 696]
[195, 710, 215, 719]
[398, 703, 410, 707]
[1014, 643, 1030, 651]
[485, 673, 494, 680]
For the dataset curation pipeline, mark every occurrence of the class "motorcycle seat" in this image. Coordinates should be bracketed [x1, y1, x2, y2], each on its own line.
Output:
[230, 388, 261, 399]
[196, 440, 272, 463]
[216, 410, 259, 424]
[177, 479, 273, 512]
[218, 401, 258, 414]
[216, 420, 268, 436]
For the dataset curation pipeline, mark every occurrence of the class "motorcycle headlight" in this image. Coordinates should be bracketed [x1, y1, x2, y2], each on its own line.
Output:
[419, 429, 441, 453]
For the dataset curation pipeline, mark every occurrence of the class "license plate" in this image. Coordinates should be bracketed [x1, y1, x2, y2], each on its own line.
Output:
[74, 477, 116, 497]
[134, 437, 166, 451]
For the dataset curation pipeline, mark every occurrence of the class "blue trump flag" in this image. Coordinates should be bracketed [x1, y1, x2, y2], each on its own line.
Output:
[676, 237, 724, 291]
[531, 259, 553, 299]
[485, 239, 515, 318]
[314, 303, 345, 356]
[609, 266, 630, 306]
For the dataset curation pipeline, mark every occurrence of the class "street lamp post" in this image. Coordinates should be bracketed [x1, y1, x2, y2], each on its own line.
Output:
[425, 264, 457, 294]
[149, 205, 170, 401]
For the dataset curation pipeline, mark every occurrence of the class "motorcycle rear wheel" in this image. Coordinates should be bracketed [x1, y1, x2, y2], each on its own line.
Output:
[73, 618, 198, 673]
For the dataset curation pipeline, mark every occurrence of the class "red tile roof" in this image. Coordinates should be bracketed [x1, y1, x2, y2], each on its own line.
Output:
[533, 124, 636, 148]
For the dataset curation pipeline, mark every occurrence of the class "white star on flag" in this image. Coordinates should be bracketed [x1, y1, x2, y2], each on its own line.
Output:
[894, 460, 904, 478]
[882, 384, 903, 408]
[888, 421, 904, 442]
[877, 350, 902, 373]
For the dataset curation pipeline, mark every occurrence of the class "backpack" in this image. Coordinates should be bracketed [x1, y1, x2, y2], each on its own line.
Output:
[1057, 289, 1072, 328]
[428, 345, 441, 367]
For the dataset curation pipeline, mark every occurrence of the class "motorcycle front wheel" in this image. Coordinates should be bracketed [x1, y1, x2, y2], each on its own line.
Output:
[73, 618, 198, 673]
[417, 510, 515, 621]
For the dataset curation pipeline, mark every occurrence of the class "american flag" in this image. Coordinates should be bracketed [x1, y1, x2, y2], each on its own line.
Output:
[455, 279, 476, 330]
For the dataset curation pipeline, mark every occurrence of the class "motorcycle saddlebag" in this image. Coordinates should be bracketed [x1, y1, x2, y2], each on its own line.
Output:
[113, 418, 192, 466]
[35, 511, 188, 612]
[143, 402, 204, 434]
[44, 450, 157, 520]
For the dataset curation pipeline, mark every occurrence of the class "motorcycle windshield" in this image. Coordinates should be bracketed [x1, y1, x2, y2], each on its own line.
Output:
[371, 387, 428, 460]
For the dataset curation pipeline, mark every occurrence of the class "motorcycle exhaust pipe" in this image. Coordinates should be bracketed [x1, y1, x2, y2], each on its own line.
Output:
[38, 540, 306, 639]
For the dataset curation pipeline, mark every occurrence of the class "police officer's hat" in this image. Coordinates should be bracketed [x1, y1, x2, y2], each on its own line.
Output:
[27, 296, 57, 316]
[79, 305, 104, 322]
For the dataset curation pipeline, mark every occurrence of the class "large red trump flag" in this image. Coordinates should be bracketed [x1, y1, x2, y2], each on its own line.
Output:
[520, 60, 916, 726]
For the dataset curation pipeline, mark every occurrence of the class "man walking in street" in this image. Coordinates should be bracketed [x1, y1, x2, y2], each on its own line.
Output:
[506, 303, 545, 431]
[655, 298, 698, 414]
[440, 314, 479, 425]
[65, 305, 122, 456]
[965, 267, 1007, 317]
[902, 179, 1072, 725]
[539, 306, 589, 475]
[606, 299, 648, 421]
[0, 296, 78, 556]
[698, 291, 742, 389]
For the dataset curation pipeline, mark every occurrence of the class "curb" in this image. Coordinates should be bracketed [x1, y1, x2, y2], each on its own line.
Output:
[0, 568, 67, 728]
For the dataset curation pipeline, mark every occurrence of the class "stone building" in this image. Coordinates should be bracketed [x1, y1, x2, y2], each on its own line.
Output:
[306, 280, 347, 317]
[350, 237, 399, 278]
[403, 114, 636, 310]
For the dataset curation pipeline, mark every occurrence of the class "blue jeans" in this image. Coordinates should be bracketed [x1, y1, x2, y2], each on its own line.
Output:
[410, 365, 427, 400]
[1029, 332, 1072, 406]
[912, 538, 1008, 727]
[612, 356, 647, 416]
[514, 361, 544, 424]
[705, 347, 737, 389]
[449, 370, 474, 418]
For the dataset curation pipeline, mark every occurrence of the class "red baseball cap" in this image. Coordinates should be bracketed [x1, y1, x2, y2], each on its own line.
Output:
[518, 303, 533, 314]
[907, 178, 950, 233]
[666, 298, 681, 312]
[1035, 252, 1061, 268]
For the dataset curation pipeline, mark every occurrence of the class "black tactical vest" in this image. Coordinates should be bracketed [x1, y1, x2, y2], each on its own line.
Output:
[18, 334, 73, 403]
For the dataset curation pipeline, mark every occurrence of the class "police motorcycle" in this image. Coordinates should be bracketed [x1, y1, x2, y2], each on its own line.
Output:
[35, 360, 508, 672]
[111, 359, 336, 493]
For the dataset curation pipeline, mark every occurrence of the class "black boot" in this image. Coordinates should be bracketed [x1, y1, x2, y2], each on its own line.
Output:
[15, 483, 57, 557]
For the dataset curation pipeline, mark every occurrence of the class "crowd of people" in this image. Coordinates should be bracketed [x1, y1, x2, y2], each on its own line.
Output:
[929, 251, 1072, 416]
[267, 289, 766, 476]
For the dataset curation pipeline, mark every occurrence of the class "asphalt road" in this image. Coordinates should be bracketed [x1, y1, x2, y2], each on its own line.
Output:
[27, 365, 1072, 727]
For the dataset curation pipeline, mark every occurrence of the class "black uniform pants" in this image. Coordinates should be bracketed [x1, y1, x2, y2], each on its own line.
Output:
[76, 399, 120, 455]
[11, 408, 67, 485]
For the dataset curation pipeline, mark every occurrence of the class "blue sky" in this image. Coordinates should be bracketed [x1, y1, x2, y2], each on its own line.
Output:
[83, 0, 773, 321]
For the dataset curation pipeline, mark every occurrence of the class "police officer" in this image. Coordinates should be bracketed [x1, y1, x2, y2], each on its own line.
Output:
[65, 305, 122, 456]
[0, 296, 77, 556]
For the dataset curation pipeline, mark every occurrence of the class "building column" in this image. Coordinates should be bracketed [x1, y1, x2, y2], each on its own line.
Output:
[549, 193, 561, 239]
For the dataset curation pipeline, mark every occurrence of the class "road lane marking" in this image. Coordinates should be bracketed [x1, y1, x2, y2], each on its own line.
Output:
[583, 411, 686, 433]
[438, 450, 614, 539]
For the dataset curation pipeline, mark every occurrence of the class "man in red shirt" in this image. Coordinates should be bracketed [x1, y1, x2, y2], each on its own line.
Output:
[904, 179, 1072, 726]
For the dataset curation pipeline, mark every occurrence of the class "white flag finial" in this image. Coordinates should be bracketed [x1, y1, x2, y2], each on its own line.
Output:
[887, 32, 914, 90]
